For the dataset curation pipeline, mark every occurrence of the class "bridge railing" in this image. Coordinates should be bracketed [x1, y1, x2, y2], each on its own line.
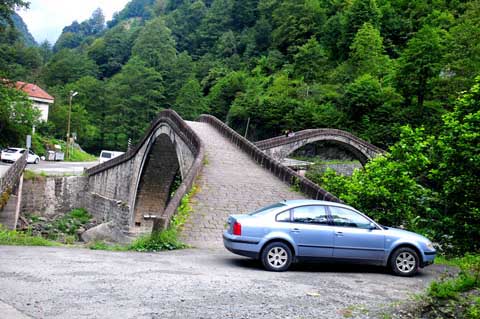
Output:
[197, 115, 340, 203]
[0, 151, 27, 208]
[86, 109, 205, 230]
[255, 128, 385, 154]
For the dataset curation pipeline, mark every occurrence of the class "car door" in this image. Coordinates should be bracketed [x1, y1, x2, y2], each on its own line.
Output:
[288, 205, 334, 258]
[329, 206, 385, 262]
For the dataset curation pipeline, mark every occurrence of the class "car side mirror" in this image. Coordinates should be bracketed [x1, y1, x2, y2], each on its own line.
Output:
[369, 222, 377, 230]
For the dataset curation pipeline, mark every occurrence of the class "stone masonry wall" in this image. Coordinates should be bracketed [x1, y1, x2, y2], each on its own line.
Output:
[21, 176, 87, 218]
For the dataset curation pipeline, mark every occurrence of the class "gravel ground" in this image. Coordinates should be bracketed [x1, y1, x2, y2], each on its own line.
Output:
[0, 246, 447, 319]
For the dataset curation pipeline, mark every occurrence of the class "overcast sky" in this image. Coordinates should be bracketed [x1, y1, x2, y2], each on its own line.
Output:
[17, 0, 131, 44]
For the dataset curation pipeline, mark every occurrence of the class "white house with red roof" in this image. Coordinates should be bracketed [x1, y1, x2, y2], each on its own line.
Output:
[15, 81, 54, 122]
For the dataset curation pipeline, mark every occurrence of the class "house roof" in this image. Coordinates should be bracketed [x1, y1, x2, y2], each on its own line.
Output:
[15, 81, 54, 102]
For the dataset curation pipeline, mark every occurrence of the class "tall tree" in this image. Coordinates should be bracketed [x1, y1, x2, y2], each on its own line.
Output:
[41, 49, 99, 87]
[396, 26, 446, 108]
[342, 0, 381, 57]
[132, 17, 177, 74]
[349, 22, 390, 78]
[271, 0, 325, 54]
[174, 78, 208, 120]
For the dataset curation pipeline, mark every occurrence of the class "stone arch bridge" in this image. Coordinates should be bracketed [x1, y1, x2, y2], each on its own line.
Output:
[83, 112, 381, 246]
[255, 129, 385, 166]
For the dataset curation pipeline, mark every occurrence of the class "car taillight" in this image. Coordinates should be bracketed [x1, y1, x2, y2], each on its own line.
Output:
[233, 221, 242, 236]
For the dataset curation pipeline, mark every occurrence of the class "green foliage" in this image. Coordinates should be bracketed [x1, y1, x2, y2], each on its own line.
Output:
[0, 82, 40, 147]
[23, 170, 47, 181]
[67, 146, 97, 162]
[87, 240, 127, 251]
[132, 17, 177, 73]
[51, 208, 92, 236]
[419, 254, 480, 318]
[41, 49, 99, 87]
[0, 224, 59, 246]
[128, 228, 186, 252]
[174, 78, 208, 120]
[0, 0, 29, 28]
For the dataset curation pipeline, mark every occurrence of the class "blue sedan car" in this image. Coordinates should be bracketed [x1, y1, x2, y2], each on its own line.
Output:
[223, 200, 436, 276]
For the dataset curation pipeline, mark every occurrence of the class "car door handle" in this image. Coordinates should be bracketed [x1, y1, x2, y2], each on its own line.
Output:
[335, 231, 344, 237]
[290, 228, 301, 233]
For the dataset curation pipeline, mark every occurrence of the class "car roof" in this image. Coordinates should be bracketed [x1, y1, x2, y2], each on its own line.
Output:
[6, 147, 24, 151]
[281, 199, 356, 210]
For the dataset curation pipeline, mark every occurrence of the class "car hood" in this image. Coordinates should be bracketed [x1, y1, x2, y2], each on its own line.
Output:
[384, 226, 430, 243]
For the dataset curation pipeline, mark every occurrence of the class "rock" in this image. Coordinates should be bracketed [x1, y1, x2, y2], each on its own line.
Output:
[80, 221, 131, 244]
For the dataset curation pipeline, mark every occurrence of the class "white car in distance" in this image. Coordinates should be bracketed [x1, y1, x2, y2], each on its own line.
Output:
[99, 150, 125, 163]
[1, 148, 40, 164]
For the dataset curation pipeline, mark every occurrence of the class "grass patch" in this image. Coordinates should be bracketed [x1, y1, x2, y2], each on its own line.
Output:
[23, 208, 95, 244]
[23, 170, 47, 180]
[128, 228, 186, 252]
[390, 254, 480, 318]
[87, 240, 128, 251]
[67, 146, 97, 162]
[51, 208, 92, 236]
[0, 224, 59, 246]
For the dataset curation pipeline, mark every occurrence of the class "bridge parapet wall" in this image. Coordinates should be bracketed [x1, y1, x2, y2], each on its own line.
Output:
[0, 151, 27, 197]
[197, 115, 340, 203]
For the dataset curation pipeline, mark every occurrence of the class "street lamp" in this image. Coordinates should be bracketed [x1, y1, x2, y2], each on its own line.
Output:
[66, 90, 78, 160]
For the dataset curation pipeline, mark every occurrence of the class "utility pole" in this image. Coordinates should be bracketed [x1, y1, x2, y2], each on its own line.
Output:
[244, 117, 251, 139]
[66, 91, 78, 160]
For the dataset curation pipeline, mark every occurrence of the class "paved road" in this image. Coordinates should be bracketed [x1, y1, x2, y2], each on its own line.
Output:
[0, 246, 446, 319]
[0, 161, 97, 176]
[182, 122, 305, 248]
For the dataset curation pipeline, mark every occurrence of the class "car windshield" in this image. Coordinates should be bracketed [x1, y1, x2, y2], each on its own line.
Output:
[249, 203, 287, 216]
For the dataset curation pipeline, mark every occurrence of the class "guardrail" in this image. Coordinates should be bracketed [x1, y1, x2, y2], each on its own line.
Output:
[197, 115, 340, 203]
[85, 109, 205, 230]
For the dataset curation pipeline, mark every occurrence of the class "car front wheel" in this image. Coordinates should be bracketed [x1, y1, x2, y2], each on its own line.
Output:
[261, 242, 292, 272]
[390, 247, 419, 276]
[34, 158, 39, 164]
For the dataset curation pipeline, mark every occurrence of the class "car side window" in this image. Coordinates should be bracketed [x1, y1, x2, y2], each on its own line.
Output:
[29, 150, 34, 155]
[20, 150, 25, 154]
[276, 210, 291, 222]
[330, 206, 371, 229]
[292, 206, 329, 225]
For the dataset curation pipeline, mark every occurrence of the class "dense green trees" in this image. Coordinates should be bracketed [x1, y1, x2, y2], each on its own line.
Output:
[8, 0, 475, 152]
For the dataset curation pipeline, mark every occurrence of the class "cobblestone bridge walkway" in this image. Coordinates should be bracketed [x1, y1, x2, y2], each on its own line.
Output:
[180, 121, 306, 248]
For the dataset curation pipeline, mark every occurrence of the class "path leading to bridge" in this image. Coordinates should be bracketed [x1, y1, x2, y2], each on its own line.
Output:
[180, 121, 305, 248]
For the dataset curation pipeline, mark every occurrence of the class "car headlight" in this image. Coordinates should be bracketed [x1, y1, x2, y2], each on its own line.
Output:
[426, 241, 434, 250]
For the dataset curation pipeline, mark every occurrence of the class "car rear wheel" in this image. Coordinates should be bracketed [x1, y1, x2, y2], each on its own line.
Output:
[261, 242, 292, 272]
[390, 247, 419, 276]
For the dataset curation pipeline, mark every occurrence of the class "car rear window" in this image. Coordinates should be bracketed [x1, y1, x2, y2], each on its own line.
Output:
[5, 149, 19, 153]
[249, 203, 286, 216]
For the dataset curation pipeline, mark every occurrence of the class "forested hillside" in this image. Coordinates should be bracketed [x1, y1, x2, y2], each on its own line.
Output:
[2, 0, 479, 153]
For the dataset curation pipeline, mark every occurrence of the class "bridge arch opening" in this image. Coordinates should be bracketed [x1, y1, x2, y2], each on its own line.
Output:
[290, 140, 369, 166]
[133, 133, 181, 233]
